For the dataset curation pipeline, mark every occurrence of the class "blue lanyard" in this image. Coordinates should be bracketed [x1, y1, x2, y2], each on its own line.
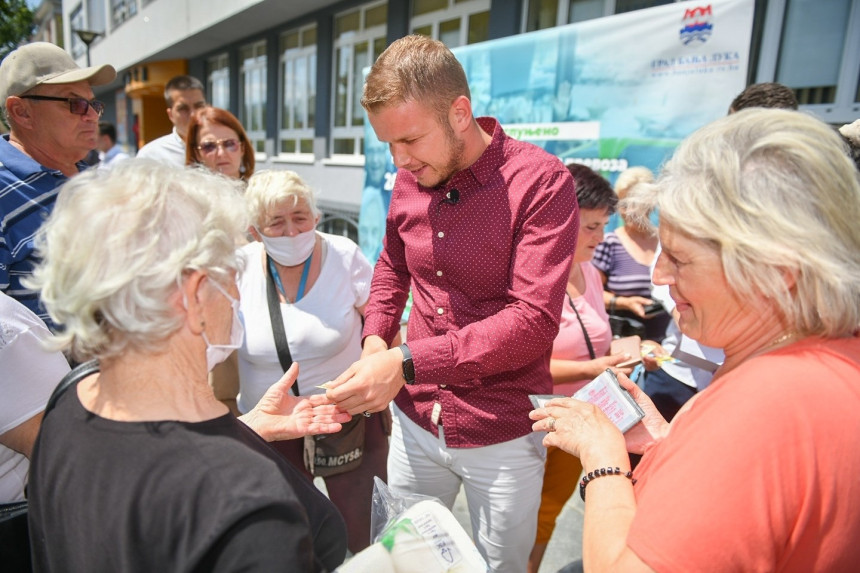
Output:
[267, 253, 312, 303]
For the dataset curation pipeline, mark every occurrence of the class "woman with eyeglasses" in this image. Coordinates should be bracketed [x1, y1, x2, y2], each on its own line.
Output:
[186, 107, 255, 181]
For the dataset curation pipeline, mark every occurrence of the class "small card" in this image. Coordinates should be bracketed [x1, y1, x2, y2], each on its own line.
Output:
[572, 369, 645, 433]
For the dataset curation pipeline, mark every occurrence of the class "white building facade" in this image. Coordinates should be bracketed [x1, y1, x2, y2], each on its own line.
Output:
[60, 0, 860, 240]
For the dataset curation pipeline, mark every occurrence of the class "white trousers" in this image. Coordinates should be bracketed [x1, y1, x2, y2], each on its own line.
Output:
[388, 404, 546, 573]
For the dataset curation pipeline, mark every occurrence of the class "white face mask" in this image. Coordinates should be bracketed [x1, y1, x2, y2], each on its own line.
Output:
[258, 228, 316, 267]
[202, 280, 244, 372]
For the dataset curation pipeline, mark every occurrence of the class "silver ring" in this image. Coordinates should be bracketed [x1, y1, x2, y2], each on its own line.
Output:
[363, 411, 371, 418]
[547, 416, 556, 432]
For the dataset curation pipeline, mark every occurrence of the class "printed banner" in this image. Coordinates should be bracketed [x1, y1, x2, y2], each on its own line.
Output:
[360, 0, 755, 263]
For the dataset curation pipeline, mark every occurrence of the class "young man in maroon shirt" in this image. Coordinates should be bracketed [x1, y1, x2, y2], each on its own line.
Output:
[327, 35, 578, 572]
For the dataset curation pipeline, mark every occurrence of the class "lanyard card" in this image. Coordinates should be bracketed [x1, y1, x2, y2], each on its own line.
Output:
[572, 369, 645, 433]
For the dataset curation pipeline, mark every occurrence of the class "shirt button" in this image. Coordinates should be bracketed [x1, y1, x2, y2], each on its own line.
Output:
[437, 307, 444, 315]
[437, 231, 445, 238]
[436, 270, 443, 277]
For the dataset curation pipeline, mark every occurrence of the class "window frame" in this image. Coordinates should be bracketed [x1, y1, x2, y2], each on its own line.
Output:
[207, 53, 231, 110]
[278, 24, 318, 162]
[239, 39, 269, 160]
[330, 0, 388, 159]
[411, 0, 491, 48]
[756, 0, 860, 122]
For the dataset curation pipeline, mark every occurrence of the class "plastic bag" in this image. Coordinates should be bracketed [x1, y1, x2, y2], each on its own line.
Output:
[335, 477, 488, 572]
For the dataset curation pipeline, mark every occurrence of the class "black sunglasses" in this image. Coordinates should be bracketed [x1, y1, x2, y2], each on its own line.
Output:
[19, 95, 105, 117]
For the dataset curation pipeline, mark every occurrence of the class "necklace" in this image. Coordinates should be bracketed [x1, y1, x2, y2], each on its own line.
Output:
[768, 331, 797, 350]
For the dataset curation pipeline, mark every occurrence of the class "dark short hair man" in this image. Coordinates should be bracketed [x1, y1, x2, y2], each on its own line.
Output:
[728, 82, 798, 114]
[0, 42, 115, 326]
[136, 75, 206, 165]
[97, 121, 130, 169]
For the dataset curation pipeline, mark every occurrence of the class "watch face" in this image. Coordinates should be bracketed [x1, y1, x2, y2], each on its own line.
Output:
[403, 357, 415, 383]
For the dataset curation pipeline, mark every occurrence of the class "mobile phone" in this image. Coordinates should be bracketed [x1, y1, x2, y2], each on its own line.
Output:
[642, 301, 665, 319]
[611, 335, 642, 368]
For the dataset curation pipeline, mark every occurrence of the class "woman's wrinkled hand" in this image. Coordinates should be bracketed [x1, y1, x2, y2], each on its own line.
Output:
[530, 397, 628, 466]
[613, 371, 671, 454]
[239, 363, 352, 442]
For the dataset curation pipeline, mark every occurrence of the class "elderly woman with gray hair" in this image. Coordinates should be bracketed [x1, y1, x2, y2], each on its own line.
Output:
[233, 170, 390, 554]
[531, 109, 860, 571]
[26, 161, 349, 572]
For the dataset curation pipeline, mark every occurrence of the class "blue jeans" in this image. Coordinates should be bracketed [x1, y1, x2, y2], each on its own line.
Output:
[641, 367, 697, 422]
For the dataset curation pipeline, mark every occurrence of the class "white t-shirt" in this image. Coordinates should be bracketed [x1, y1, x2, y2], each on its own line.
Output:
[0, 293, 70, 502]
[236, 234, 372, 413]
[136, 128, 186, 166]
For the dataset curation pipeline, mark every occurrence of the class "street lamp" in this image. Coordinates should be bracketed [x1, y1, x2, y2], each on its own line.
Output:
[73, 29, 102, 67]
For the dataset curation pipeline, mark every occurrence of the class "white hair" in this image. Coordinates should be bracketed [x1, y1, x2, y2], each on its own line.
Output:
[642, 108, 860, 337]
[244, 169, 320, 228]
[615, 166, 656, 234]
[27, 160, 249, 361]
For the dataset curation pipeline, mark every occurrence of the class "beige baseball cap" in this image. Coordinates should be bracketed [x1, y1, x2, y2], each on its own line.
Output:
[0, 42, 116, 101]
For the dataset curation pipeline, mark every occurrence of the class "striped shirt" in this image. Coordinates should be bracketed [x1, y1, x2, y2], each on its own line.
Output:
[592, 231, 653, 298]
[0, 135, 85, 328]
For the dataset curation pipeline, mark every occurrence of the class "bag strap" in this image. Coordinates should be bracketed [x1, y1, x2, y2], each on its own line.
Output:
[265, 254, 300, 397]
[45, 359, 100, 415]
[567, 293, 597, 360]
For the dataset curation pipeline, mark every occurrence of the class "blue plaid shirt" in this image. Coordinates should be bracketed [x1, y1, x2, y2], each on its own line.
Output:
[0, 135, 86, 328]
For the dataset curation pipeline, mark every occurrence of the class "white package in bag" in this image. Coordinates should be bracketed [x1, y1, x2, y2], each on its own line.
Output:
[336, 477, 488, 572]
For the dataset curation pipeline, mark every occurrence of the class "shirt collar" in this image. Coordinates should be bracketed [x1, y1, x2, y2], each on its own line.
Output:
[0, 134, 89, 178]
[445, 116, 505, 192]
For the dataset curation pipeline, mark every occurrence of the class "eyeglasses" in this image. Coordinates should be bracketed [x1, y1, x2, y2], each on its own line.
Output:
[197, 138, 241, 154]
[19, 95, 105, 117]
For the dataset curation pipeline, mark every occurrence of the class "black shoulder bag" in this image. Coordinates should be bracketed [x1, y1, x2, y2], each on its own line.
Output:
[568, 293, 597, 360]
[264, 256, 365, 478]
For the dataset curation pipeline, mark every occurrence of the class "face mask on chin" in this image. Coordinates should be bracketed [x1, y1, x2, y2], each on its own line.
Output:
[258, 228, 316, 266]
[202, 279, 244, 372]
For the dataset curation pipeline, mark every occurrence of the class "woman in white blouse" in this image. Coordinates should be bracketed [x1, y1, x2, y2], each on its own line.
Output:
[237, 170, 389, 554]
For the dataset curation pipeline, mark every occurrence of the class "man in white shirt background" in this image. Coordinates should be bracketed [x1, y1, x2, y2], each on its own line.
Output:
[96, 121, 130, 169]
[136, 75, 206, 165]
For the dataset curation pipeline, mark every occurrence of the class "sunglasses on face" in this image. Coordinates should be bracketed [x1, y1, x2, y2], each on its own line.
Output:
[19, 95, 105, 116]
[197, 138, 241, 154]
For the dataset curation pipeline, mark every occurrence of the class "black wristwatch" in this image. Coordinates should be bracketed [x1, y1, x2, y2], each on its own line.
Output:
[399, 344, 415, 385]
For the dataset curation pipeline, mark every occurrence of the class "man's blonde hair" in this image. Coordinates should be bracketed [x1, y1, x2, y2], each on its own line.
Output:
[361, 35, 471, 125]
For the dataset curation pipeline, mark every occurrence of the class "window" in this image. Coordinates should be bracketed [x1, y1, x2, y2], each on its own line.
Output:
[70, 5, 86, 60]
[331, 1, 388, 157]
[111, 0, 138, 29]
[319, 209, 359, 244]
[776, 0, 851, 105]
[614, 0, 673, 14]
[411, 0, 490, 48]
[207, 53, 230, 110]
[758, 0, 860, 122]
[524, 0, 677, 32]
[279, 25, 317, 157]
[86, 0, 106, 34]
[240, 40, 268, 155]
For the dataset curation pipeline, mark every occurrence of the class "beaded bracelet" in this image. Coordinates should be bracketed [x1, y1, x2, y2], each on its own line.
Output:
[579, 467, 637, 501]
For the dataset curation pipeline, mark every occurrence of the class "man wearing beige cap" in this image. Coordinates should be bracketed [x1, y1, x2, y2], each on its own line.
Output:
[0, 42, 115, 327]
